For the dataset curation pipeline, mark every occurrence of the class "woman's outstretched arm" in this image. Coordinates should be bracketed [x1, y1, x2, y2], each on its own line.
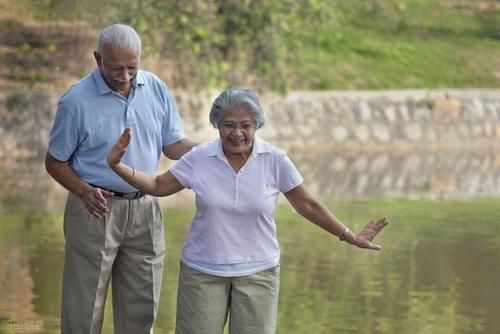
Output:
[284, 184, 388, 250]
[107, 128, 185, 197]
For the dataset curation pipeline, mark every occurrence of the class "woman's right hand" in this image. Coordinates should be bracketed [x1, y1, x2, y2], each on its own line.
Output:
[107, 128, 131, 168]
[348, 217, 388, 250]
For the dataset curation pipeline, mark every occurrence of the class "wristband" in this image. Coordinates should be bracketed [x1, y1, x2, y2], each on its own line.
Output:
[339, 227, 350, 242]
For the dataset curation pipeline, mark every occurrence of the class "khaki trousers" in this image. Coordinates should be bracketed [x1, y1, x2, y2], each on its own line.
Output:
[61, 192, 165, 334]
[176, 262, 280, 334]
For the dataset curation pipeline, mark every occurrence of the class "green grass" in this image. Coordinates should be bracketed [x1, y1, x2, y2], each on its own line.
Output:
[286, 0, 500, 90]
[1, 0, 498, 90]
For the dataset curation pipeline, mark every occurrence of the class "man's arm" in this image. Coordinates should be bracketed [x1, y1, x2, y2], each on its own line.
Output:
[45, 152, 112, 217]
[162, 138, 198, 160]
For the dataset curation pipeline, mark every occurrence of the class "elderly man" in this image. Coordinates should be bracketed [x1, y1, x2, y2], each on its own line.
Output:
[45, 23, 195, 333]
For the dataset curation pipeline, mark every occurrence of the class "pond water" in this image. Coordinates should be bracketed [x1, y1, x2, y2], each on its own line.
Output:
[1, 149, 500, 333]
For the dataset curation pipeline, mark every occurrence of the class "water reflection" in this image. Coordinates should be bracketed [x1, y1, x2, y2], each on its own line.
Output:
[290, 148, 500, 199]
[1, 200, 499, 334]
[275, 199, 500, 334]
[2, 149, 500, 333]
[0, 214, 62, 333]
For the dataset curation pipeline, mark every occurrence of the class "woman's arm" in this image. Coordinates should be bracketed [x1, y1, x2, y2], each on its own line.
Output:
[107, 128, 185, 197]
[284, 184, 387, 250]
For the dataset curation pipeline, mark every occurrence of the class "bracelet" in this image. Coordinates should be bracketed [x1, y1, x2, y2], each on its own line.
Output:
[339, 227, 350, 242]
[128, 166, 135, 184]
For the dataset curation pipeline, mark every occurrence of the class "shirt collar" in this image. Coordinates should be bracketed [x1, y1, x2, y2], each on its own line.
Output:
[207, 136, 271, 160]
[92, 67, 145, 95]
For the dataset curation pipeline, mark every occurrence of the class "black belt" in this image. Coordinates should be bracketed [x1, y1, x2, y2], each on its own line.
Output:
[89, 184, 145, 199]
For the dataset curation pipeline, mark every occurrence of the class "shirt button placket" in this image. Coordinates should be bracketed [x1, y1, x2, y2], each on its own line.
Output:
[234, 175, 239, 206]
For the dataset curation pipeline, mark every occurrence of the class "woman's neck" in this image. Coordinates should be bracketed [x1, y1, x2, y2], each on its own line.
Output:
[223, 148, 252, 173]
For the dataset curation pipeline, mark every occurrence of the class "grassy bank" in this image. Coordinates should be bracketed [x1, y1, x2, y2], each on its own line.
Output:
[287, 0, 500, 89]
[1, 0, 498, 91]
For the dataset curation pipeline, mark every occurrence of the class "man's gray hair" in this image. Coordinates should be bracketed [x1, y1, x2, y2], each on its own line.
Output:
[97, 23, 142, 56]
[209, 88, 266, 129]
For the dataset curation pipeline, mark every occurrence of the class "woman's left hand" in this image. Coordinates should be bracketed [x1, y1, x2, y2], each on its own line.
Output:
[107, 128, 131, 168]
[349, 217, 388, 250]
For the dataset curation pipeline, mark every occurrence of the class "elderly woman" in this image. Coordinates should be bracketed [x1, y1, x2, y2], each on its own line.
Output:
[107, 87, 387, 334]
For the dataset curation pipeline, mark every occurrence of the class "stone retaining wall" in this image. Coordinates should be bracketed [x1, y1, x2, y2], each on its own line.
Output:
[1, 89, 499, 210]
[1, 89, 498, 160]
[262, 89, 500, 151]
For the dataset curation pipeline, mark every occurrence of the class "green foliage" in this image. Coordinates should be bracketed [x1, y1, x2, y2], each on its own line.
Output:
[2, 0, 339, 92]
[101, 0, 339, 92]
[289, 0, 500, 89]
[1, 0, 499, 90]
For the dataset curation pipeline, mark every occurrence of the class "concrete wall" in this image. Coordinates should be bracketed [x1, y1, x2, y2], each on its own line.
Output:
[262, 89, 500, 151]
[1, 89, 499, 160]
[1, 89, 499, 210]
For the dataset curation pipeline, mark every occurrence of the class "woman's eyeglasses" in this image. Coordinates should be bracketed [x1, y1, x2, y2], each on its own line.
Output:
[220, 122, 256, 133]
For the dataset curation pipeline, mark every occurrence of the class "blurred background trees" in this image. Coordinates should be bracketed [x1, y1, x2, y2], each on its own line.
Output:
[0, 0, 498, 92]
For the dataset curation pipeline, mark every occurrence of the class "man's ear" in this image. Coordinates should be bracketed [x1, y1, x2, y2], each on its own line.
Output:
[93, 51, 102, 68]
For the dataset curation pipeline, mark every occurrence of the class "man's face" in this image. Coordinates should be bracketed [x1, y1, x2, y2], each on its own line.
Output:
[94, 44, 140, 97]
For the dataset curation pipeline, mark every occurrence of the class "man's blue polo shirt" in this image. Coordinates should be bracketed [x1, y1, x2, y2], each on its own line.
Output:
[48, 68, 185, 192]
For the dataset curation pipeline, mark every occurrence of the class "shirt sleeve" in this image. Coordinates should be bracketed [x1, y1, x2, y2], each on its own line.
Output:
[169, 147, 196, 189]
[161, 83, 186, 146]
[277, 153, 303, 193]
[47, 98, 79, 161]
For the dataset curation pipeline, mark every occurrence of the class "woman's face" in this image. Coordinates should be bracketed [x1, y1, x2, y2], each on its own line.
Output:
[218, 108, 257, 157]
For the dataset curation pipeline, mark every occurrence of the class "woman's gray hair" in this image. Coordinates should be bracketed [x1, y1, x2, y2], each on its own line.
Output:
[209, 88, 266, 129]
[97, 23, 142, 56]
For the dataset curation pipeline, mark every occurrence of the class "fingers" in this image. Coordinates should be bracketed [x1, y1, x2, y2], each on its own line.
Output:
[353, 217, 388, 251]
[366, 242, 382, 251]
[107, 128, 132, 167]
[101, 190, 114, 198]
[364, 218, 389, 237]
[353, 236, 383, 251]
[94, 188, 108, 202]
[83, 188, 110, 218]
[113, 128, 131, 152]
[375, 217, 389, 229]
[118, 128, 131, 146]
[367, 217, 388, 230]
[91, 199, 108, 217]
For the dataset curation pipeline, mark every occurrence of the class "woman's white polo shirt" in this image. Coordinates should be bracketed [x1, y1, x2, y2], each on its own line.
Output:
[170, 136, 303, 266]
